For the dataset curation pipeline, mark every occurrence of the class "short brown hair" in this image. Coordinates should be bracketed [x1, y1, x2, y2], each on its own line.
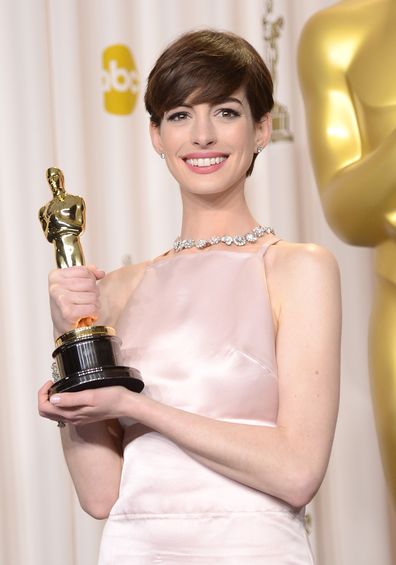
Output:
[144, 29, 274, 176]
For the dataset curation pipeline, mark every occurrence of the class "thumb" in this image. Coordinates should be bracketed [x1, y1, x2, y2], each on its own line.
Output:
[86, 264, 106, 280]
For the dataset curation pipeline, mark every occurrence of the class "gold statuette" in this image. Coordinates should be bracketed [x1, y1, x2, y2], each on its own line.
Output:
[39, 167, 86, 268]
[39, 167, 144, 395]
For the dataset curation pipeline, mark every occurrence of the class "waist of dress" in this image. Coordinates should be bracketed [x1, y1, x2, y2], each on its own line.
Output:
[111, 431, 302, 520]
[100, 510, 313, 565]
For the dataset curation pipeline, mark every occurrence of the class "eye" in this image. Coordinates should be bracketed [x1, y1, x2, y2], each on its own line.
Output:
[167, 111, 189, 122]
[216, 108, 241, 119]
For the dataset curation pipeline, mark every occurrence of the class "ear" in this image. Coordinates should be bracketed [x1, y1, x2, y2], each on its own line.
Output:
[149, 121, 164, 156]
[255, 113, 272, 148]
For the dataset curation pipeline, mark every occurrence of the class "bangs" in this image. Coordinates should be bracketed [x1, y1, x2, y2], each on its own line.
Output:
[156, 64, 246, 116]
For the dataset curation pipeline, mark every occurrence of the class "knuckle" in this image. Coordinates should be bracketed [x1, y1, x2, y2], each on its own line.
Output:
[77, 266, 95, 280]
[48, 281, 61, 298]
[57, 293, 68, 307]
[48, 270, 58, 285]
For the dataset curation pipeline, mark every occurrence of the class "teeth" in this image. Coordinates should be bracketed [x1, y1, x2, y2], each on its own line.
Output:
[186, 156, 226, 167]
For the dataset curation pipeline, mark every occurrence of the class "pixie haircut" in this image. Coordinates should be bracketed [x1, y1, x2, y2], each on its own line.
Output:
[144, 30, 274, 176]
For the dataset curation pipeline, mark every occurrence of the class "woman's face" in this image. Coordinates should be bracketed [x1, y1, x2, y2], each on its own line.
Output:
[150, 87, 270, 197]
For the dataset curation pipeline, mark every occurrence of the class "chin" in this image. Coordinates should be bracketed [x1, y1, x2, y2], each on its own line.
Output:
[180, 172, 247, 197]
[181, 180, 236, 197]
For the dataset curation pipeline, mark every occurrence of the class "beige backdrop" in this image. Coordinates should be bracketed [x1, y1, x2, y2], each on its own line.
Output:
[0, 0, 394, 563]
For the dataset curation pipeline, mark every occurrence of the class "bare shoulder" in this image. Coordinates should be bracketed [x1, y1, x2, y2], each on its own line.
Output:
[97, 261, 149, 327]
[265, 241, 340, 320]
[268, 240, 338, 270]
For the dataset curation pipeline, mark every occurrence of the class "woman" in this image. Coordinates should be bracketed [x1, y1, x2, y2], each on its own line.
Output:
[39, 30, 341, 564]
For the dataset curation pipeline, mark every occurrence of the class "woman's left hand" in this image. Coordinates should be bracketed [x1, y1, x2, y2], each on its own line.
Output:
[38, 380, 140, 426]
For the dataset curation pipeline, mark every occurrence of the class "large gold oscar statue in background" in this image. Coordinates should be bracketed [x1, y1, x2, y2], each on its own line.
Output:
[298, 0, 396, 504]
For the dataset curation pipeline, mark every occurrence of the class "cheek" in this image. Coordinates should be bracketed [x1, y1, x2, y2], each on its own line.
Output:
[160, 127, 186, 153]
[163, 153, 186, 184]
[234, 123, 256, 147]
[239, 132, 256, 158]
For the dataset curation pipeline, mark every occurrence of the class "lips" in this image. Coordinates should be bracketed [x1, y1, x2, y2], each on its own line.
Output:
[182, 152, 228, 174]
[186, 156, 227, 167]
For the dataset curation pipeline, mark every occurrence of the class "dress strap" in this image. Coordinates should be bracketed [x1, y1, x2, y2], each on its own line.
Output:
[258, 236, 281, 257]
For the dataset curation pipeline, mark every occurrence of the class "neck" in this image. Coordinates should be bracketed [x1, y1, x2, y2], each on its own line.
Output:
[179, 186, 258, 240]
[52, 189, 65, 200]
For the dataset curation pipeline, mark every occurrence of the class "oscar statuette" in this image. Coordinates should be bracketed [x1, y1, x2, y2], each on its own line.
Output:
[39, 167, 144, 395]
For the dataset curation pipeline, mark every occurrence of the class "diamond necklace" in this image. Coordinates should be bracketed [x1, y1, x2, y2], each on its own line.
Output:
[173, 225, 275, 253]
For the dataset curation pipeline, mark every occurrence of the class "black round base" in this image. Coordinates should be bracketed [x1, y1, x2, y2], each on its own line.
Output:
[49, 366, 144, 395]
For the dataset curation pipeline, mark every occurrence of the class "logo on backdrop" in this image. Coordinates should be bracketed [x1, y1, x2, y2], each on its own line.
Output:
[102, 45, 139, 115]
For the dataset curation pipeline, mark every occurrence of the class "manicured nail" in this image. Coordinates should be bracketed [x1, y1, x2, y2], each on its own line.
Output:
[50, 395, 61, 404]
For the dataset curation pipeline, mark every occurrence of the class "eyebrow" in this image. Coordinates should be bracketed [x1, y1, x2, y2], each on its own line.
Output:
[177, 96, 244, 109]
[216, 96, 244, 106]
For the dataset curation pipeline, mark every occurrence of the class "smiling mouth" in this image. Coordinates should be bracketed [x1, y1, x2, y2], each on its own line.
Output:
[184, 156, 227, 168]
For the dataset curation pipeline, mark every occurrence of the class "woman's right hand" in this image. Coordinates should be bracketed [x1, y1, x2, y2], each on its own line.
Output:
[48, 265, 105, 337]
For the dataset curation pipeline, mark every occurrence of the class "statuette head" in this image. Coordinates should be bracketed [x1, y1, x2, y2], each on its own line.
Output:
[46, 167, 66, 196]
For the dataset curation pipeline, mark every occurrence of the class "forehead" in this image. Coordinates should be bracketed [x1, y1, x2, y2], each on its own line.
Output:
[183, 86, 248, 107]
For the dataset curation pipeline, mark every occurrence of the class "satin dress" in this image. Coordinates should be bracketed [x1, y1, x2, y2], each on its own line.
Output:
[98, 238, 314, 564]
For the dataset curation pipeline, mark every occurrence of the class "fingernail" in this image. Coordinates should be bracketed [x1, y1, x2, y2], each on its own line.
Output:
[50, 395, 61, 404]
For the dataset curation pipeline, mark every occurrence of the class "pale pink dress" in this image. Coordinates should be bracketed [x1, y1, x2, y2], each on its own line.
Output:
[98, 238, 314, 564]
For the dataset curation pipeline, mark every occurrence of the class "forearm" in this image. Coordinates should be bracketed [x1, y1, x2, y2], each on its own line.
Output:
[321, 130, 396, 245]
[131, 395, 322, 508]
[60, 420, 123, 519]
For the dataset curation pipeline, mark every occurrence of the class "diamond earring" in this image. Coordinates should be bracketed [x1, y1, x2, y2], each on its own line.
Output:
[256, 146, 264, 154]
[160, 153, 165, 159]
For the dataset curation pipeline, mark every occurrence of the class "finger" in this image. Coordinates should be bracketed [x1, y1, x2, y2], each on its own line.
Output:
[38, 380, 54, 396]
[49, 266, 96, 280]
[39, 407, 70, 423]
[60, 290, 99, 306]
[86, 265, 106, 280]
[38, 381, 56, 412]
[65, 266, 105, 282]
[50, 289, 99, 320]
[49, 271, 102, 296]
[38, 382, 68, 420]
[50, 390, 94, 408]
[67, 305, 101, 325]
[60, 277, 99, 292]
[50, 292, 99, 320]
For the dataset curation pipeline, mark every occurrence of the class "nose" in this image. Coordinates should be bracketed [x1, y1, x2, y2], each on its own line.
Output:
[190, 113, 217, 147]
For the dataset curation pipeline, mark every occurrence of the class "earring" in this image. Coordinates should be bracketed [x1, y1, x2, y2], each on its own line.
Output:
[160, 153, 165, 159]
[256, 146, 263, 154]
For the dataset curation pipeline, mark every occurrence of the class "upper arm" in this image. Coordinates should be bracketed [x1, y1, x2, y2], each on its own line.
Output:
[268, 243, 341, 482]
[298, 13, 362, 189]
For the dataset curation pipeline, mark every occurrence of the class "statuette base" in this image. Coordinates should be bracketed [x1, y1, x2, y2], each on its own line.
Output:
[50, 325, 144, 396]
[49, 365, 144, 395]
